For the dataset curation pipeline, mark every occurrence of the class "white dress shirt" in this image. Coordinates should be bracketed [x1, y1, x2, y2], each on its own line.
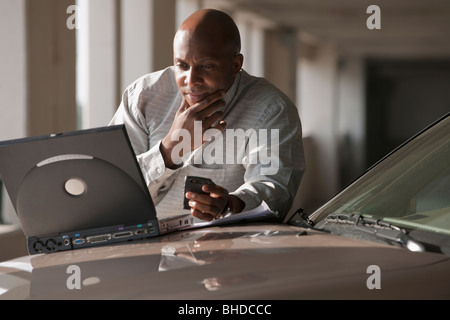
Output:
[110, 67, 305, 220]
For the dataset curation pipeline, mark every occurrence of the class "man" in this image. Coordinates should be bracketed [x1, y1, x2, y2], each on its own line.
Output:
[110, 9, 305, 221]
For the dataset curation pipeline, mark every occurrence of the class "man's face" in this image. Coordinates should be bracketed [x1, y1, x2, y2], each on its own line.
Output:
[174, 30, 241, 106]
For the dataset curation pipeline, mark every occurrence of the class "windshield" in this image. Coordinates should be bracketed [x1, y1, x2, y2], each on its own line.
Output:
[310, 113, 450, 236]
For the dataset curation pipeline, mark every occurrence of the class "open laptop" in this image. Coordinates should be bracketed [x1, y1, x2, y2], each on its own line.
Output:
[0, 125, 194, 255]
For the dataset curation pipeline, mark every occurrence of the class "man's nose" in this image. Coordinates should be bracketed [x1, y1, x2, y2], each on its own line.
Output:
[185, 67, 203, 86]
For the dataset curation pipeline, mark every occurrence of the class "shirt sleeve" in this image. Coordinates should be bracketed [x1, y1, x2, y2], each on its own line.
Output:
[109, 85, 151, 155]
[136, 141, 181, 203]
[229, 99, 305, 219]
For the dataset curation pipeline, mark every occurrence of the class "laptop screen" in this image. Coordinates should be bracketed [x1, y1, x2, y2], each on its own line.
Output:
[0, 125, 157, 238]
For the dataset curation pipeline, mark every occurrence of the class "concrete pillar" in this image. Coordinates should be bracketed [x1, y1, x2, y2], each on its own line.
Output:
[0, 0, 27, 141]
[235, 11, 274, 78]
[296, 38, 340, 213]
[120, 0, 175, 92]
[26, 0, 77, 135]
[337, 57, 366, 187]
[152, 0, 176, 71]
[77, 0, 118, 129]
[264, 28, 297, 102]
[120, 0, 153, 91]
[0, 0, 27, 224]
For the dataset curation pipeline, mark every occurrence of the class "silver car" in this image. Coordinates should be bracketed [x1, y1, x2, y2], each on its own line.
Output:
[0, 113, 449, 301]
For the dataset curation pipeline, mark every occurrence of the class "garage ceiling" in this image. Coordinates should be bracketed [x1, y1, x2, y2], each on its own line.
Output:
[221, 0, 450, 59]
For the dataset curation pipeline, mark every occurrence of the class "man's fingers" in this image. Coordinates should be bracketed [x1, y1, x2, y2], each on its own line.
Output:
[202, 184, 228, 198]
[190, 90, 225, 112]
[191, 209, 215, 221]
[177, 97, 190, 113]
[213, 120, 227, 132]
[188, 200, 221, 216]
[202, 111, 225, 130]
[186, 184, 229, 221]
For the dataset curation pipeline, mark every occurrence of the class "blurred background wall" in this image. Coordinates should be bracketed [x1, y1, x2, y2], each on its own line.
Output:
[1, 0, 450, 228]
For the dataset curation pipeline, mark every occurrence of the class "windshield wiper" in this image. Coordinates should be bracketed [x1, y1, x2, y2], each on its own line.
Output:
[287, 208, 315, 228]
[325, 213, 425, 253]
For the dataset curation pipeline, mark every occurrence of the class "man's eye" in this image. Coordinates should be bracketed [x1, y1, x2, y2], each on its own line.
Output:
[177, 63, 189, 71]
[201, 65, 214, 70]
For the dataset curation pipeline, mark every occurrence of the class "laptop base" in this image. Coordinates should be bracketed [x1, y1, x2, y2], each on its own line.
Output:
[27, 220, 159, 254]
[26, 214, 195, 255]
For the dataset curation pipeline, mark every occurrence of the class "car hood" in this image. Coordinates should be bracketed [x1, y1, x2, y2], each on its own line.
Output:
[1, 223, 449, 300]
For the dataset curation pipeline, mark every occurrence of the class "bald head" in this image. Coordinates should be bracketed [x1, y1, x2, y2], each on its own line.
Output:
[173, 9, 244, 106]
[175, 9, 241, 57]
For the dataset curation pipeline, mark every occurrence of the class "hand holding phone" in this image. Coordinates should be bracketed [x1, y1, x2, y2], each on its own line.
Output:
[183, 176, 214, 209]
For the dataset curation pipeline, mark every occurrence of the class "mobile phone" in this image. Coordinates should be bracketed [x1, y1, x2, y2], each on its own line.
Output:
[183, 176, 214, 209]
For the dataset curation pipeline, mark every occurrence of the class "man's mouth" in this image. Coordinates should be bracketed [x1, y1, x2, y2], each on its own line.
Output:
[185, 92, 208, 104]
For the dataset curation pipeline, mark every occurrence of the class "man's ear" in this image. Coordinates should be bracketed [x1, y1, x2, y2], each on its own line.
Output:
[232, 53, 244, 76]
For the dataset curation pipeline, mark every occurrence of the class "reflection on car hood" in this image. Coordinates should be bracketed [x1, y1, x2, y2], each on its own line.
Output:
[1, 223, 450, 300]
